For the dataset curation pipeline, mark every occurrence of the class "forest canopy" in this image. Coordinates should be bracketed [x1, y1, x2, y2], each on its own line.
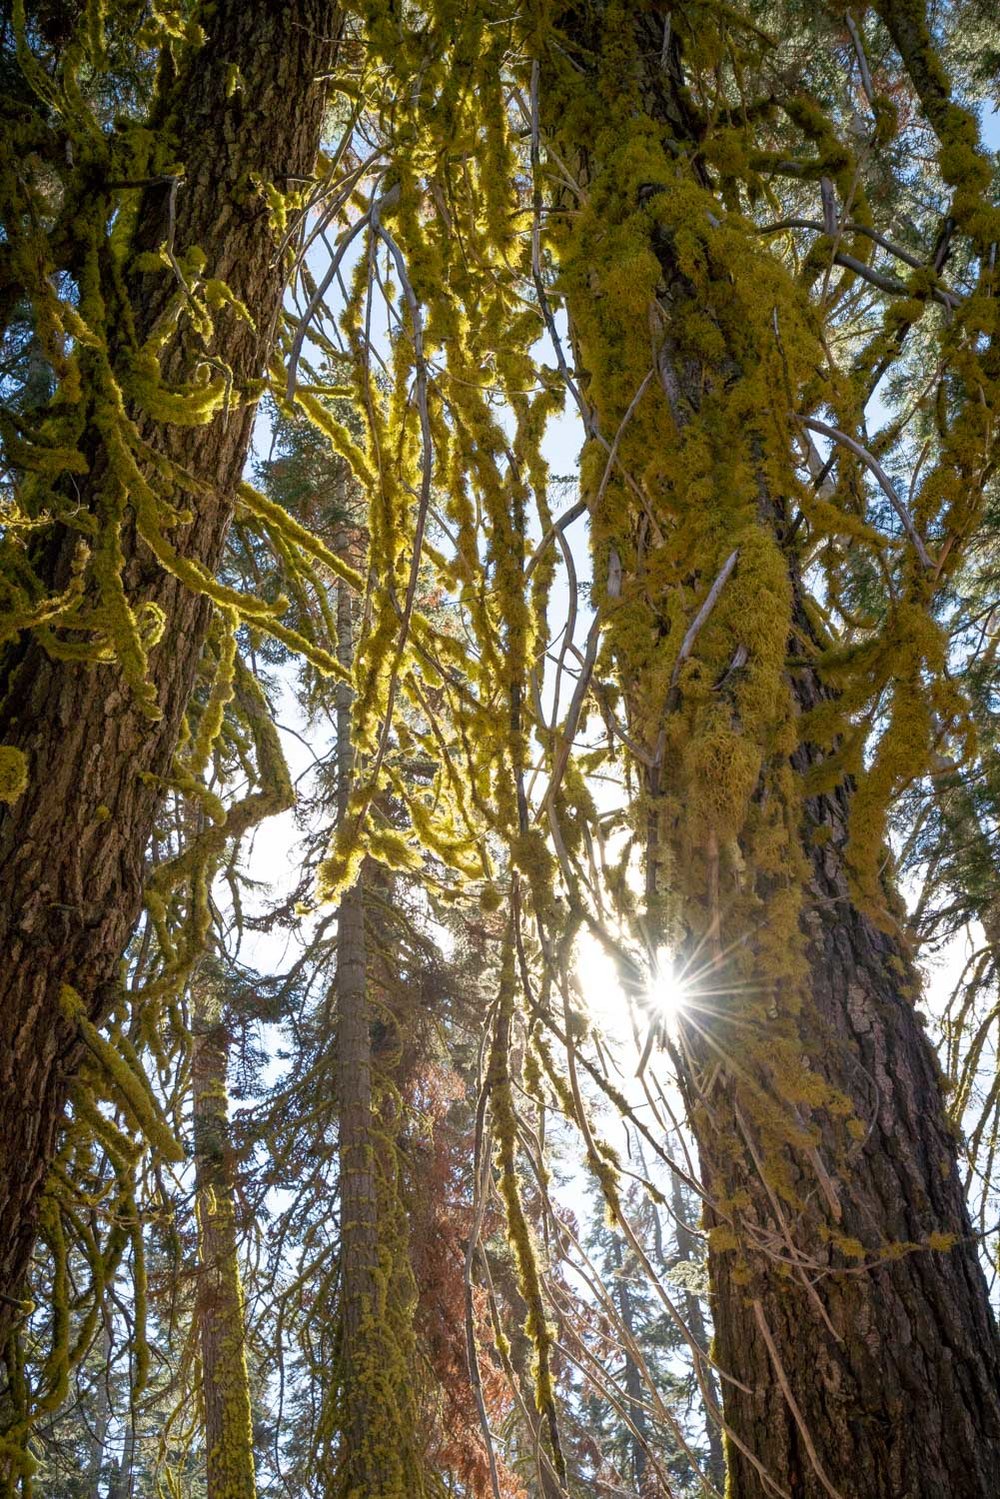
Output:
[1, 1, 1000, 1496]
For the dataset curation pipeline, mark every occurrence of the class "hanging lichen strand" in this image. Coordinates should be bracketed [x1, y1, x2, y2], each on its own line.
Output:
[307, 0, 556, 915]
[319, 9, 607, 1480]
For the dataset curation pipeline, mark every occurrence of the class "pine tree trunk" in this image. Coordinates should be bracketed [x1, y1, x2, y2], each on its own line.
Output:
[0, 0, 339, 1343]
[697, 777, 1000, 1499]
[609, 1234, 649, 1491]
[193, 984, 256, 1499]
[541, 6, 1000, 1495]
[329, 531, 432, 1494]
[332, 568, 381, 1491]
[335, 874, 377, 1483]
[86, 1322, 113, 1496]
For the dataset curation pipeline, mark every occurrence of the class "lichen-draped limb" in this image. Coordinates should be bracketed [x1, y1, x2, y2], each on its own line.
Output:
[484, 936, 566, 1486]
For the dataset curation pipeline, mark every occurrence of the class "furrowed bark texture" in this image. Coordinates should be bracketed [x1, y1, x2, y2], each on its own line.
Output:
[193, 987, 256, 1499]
[544, 5, 1000, 1495]
[704, 748, 1000, 1499]
[669, 1171, 725, 1491]
[335, 875, 377, 1481]
[0, 0, 339, 1343]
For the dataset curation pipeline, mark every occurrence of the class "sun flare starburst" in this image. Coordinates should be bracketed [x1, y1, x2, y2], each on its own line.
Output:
[644, 947, 690, 1030]
[574, 934, 692, 1044]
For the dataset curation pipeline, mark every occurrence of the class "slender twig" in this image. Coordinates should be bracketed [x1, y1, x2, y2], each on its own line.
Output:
[752, 1299, 847, 1499]
[669, 549, 740, 694]
[285, 180, 399, 399]
[798, 416, 934, 568]
[593, 368, 656, 510]
[845, 13, 875, 105]
[537, 605, 602, 818]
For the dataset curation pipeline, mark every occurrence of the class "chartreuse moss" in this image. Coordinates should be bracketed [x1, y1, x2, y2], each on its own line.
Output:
[504, 0, 1000, 1271]
[0, 748, 28, 805]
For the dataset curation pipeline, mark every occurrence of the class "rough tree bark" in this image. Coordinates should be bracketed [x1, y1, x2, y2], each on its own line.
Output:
[702, 748, 1000, 1499]
[542, 5, 1000, 1496]
[667, 1171, 725, 1491]
[193, 981, 256, 1499]
[0, 0, 340, 1345]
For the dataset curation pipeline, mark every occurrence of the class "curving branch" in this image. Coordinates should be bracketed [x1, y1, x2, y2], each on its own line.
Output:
[798, 416, 935, 569]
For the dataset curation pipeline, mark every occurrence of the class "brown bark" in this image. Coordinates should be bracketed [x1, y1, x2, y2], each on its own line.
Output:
[193, 983, 256, 1499]
[328, 527, 431, 1492]
[334, 873, 376, 1475]
[700, 754, 1000, 1499]
[332, 566, 382, 1490]
[667, 1171, 725, 1492]
[0, 0, 339, 1346]
[543, 6, 1000, 1496]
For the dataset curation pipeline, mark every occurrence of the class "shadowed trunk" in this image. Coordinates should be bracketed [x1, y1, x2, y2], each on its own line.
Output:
[699, 759, 1000, 1499]
[193, 984, 256, 1499]
[609, 1234, 650, 1491]
[332, 562, 381, 1490]
[105, 1414, 134, 1499]
[541, 5, 1000, 1495]
[0, 0, 339, 1346]
[85, 1322, 113, 1497]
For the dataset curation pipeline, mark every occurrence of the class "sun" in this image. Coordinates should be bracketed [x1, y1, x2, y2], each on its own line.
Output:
[644, 946, 689, 1032]
[573, 933, 690, 1044]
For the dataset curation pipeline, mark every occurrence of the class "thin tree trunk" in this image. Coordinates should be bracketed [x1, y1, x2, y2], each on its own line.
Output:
[609, 1234, 649, 1491]
[193, 983, 256, 1499]
[542, 6, 1000, 1495]
[86, 1322, 113, 1496]
[0, 0, 339, 1344]
[332, 565, 381, 1490]
[106, 1413, 135, 1499]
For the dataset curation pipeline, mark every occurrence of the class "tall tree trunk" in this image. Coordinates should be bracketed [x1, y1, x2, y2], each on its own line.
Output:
[106, 1413, 135, 1499]
[86, 1322, 113, 1497]
[698, 776, 1000, 1499]
[609, 1234, 649, 1492]
[0, 0, 339, 1343]
[540, 5, 1000, 1495]
[333, 564, 382, 1492]
[193, 983, 256, 1499]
